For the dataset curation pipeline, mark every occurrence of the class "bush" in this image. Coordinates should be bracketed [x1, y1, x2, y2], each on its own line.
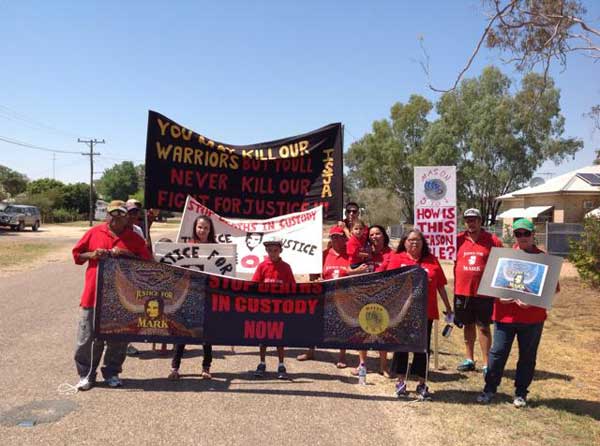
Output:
[568, 216, 600, 288]
[50, 208, 79, 223]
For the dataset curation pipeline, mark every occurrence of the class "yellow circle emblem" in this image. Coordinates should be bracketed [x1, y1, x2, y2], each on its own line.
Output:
[358, 303, 390, 335]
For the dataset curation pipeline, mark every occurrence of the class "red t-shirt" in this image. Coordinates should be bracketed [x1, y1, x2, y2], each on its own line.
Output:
[369, 246, 392, 270]
[492, 244, 554, 324]
[378, 251, 447, 320]
[346, 233, 368, 264]
[251, 258, 296, 284]
[322, 248, 351, 279]
[72, 223, 152, 307]
[454, 230, 503, 297]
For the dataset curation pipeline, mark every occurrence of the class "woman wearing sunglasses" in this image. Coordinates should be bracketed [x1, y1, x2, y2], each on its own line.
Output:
[477, 219, 559, 408]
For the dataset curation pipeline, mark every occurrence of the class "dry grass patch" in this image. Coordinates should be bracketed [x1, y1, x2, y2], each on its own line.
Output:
[0, 240, 71, 275]
[373, 277, 599, 446]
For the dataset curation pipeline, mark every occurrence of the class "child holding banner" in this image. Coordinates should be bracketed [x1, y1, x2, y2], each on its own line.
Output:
[252, 236, 296, 379]
[168, 215, 216, 380]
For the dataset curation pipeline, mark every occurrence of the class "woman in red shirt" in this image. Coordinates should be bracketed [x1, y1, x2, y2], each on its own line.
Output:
[352, 225, 394, 377]
[477, 219, 558, 408]
[168, 215, 216, 380]
[378, 229, 452, 399]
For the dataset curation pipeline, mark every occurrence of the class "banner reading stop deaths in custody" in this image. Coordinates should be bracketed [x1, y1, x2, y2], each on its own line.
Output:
[94, 257, 428, 352]
[176, 195, 322, 276]
[144, 110, 343, 221]
[414, 166, 457, 260]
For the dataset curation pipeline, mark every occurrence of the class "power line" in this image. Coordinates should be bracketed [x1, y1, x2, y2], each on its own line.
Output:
[78, 138, 104, 227]
[0, 134, 81, 154]
[0, 104, 86, 139]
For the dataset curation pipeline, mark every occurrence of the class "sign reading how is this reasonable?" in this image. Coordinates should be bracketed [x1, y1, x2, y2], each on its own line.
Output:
[144, 111, 343, 221]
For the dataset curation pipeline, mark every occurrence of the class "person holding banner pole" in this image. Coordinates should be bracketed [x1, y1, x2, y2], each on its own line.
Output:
[377, 229, 452, 399]
[351, 225, 393, 377]
[252, 236, 297, 379]
[454, 208, 503, 375]
[168, 215, 217, 380]
[477, 219, 559, 408]
[296, 226, 368, 367]
[72, 200, 152, 391]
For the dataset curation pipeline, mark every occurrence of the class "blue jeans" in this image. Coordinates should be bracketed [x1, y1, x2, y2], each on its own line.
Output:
[484, 321, 544, 397]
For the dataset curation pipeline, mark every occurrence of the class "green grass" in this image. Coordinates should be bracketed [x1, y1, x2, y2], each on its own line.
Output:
[0, 242, 59, 268]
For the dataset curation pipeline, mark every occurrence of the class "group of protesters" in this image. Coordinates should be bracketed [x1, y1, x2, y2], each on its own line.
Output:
[71, 199, 556, 408]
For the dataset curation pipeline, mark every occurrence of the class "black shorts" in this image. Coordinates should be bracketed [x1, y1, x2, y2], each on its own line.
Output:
[454, 295, 494, 326]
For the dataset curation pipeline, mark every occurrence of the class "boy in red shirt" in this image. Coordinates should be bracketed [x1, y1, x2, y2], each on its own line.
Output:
[252, 236, 296, 379]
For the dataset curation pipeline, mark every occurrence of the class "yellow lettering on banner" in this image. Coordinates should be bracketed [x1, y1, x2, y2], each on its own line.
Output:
[170, 124, 181, 139]
[242, 149, 253, 158]
[157, 118, 170, 136]
[173, 146, 183, 163]
[181, 128, 192, 141]
[156, 142, 173, 159]
[183, 146, 194, 164]
[321, 148, 334, 198]
[299, 140, 309, 155]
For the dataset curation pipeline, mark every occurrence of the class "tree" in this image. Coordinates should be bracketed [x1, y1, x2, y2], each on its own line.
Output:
[354, 188, 405, 227]
[0, 165, 28, 197]
[63, 182, 97, 215]
[426, 67, 582, 223]
[569, 216, 600, 288]
[428, 1, 599, 93]
[346, 95, 433, 221]
[96, 161, 139, 201]
[27, 178, 65, 195]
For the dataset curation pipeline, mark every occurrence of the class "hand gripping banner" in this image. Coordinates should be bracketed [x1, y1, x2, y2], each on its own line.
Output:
[95, 258, 429, 352]
[144, 110, 343, 221]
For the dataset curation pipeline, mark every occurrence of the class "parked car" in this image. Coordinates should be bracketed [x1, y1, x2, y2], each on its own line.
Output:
[0, 205, 41, 231]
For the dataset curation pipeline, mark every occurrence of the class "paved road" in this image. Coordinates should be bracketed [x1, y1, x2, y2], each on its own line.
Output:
[0, 257, 415, 445]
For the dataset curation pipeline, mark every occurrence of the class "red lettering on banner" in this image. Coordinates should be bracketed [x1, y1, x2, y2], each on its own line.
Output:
[211, 293, 231, 312]
[243, 320, 284, 340]
[170, 168, 228, 191]
[158, 190, 209, 210]
[241, 255, 260, 269]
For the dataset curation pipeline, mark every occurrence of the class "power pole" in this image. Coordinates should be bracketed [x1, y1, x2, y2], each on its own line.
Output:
[78, 138, 104, 227]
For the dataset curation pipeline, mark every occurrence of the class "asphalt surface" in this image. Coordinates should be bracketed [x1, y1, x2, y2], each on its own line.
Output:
[0, 242, 416, 446]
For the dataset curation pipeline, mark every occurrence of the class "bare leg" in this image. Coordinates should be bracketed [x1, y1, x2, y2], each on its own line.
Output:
[379, 351, 389, 376]
[478, 325, 492, 367]
[277, 346, 285, 363]
[464, 323, 476, 361]
[259, 345, 266, 363]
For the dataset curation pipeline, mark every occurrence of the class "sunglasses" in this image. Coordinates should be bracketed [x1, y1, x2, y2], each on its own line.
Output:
[346, 209, 358, 214]
[514, 230, 532, 238]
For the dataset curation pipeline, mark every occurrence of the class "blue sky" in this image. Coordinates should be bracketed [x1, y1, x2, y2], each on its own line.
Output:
[1, 1, 598, 185]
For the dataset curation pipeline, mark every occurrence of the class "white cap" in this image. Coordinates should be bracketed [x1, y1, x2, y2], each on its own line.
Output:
[263, 235, 282, 246]
[463, 208, 482, 218]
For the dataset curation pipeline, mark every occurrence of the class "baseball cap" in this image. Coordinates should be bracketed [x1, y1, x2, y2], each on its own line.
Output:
[126, 202, 142, 212]
[263, 236, 283, 246]
[463, 208, 482, 219]
[107, 200, 127, 214]
[512, 219, 534, 232]
[329, 226, 346, 237]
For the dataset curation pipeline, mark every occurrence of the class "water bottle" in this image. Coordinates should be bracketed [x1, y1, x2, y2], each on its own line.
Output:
[442, 324, 453, 337]
[358, 363, 367, 385]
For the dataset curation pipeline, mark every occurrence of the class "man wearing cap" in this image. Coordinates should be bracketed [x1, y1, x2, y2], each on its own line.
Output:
[252, 236, 296, 379]
[454, 208, 503, 374]
[72, 200, 152, 391]
[477, 219, 559, 407]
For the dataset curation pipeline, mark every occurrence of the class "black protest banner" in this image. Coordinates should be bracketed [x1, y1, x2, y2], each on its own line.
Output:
[144, 110, 343, 221]
[95, 258, 429, 352]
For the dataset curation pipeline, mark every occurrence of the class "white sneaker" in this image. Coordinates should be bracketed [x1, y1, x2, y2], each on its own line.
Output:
[105, 376, 123, 388]
[76, 377, 93, 391]
[513, 396, 527, 408]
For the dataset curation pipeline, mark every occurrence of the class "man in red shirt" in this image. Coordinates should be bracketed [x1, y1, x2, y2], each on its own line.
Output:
[454, 208, 503, 374]
[252, 236, 296, 379]
[72, 200, 152, 391]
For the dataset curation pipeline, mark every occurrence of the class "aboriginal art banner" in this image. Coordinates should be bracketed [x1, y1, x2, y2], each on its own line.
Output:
[144, 110, 343, 221]
[176, 195, 322, 276]
[478, 248, 563, 310]
[414, 166, 457, 260]
[95, 257, 429, 352]
[153, 242, 237, 276]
